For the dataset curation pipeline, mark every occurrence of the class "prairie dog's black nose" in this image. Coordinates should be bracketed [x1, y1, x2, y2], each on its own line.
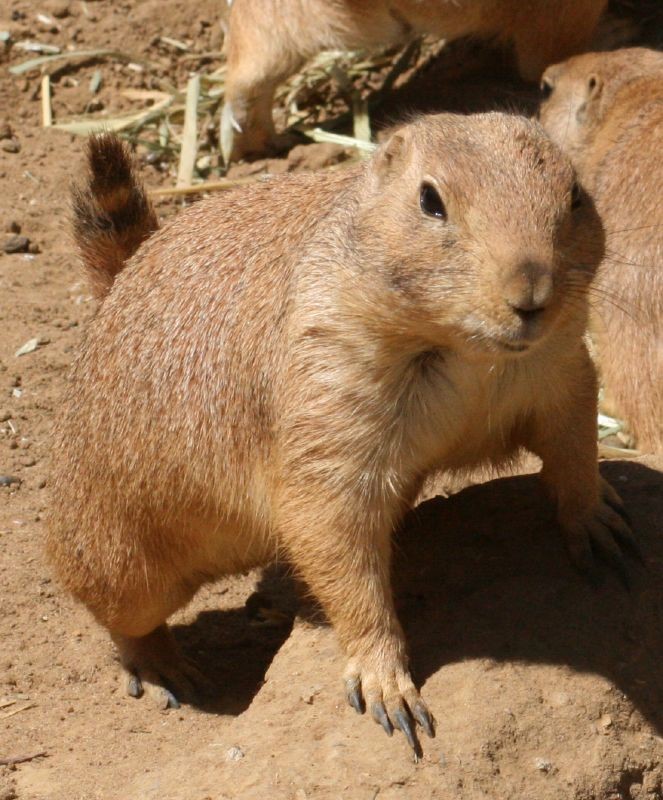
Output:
[511, 303, 545, 324]
[504, 262, 553, 319]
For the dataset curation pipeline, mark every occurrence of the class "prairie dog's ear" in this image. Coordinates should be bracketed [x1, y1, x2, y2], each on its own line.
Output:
[576, 73, 603, 123]
[539, 64, 560, 99]
[373, 127, 412, 182]
[586, 73, 602, 100]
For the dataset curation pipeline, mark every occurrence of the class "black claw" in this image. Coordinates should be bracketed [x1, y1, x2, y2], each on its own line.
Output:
[590, 541, 632, 591]
[127, 674, 143, 698]
[412, 701, 435, 738]
[605, 497, 630, 525]
[394, 709, 422, 758]
[164, 689, 180, 709]
[345, 679, 365, 714]
[612, 528, 645, 565]
[371, 702, 393, 737]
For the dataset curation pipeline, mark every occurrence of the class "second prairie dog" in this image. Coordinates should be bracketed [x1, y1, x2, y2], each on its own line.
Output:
[220, 0, 608, 162]
[540, 48, 663, 452]
[48, 113, 635, 753]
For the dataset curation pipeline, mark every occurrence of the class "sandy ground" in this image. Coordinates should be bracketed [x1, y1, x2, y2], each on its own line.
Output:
[1, 1, 662, 798]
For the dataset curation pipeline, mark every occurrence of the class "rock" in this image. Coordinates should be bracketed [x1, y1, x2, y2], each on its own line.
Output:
[45, 0, 71, 17]
[0, 475, 21, 487]
[1, 139, 20, 154]
[0, 121, 12, 140]
[0, 409, 11, 422]
[3, 235, 30, 254]
[14, 338, 40, 357]
[6, 221, 20, 234]
[225, 746, 245, 762]
[599, 714, 613, 733]
[36, 12, 59, 33]
[19, 455, 36, 467]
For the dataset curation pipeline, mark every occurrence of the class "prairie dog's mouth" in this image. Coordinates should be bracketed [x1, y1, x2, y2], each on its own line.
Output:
[497, 340, 530, 353]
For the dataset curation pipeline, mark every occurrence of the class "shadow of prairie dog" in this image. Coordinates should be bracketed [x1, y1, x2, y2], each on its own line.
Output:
[220, 0, 608, 162]
[540, 48, 663, 453]
[48, 114, 635, 755]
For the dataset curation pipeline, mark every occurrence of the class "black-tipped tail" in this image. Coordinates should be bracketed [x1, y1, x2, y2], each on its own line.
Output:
[72, 133, 158, 300]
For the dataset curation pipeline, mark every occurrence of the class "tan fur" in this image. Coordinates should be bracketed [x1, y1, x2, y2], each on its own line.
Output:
[540, 48, 663, 452]
[49, 113, 622, 737]
[221, 0, 608, 161]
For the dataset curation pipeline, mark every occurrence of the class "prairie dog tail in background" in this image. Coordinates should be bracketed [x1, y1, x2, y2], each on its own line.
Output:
[72, 133, 158, 300]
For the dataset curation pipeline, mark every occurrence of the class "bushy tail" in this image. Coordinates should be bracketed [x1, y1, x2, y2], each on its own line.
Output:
[71, 133, 158, 301]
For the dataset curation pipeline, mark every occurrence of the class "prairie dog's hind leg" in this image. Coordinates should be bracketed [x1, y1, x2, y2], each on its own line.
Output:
[112, 625, 214, 710]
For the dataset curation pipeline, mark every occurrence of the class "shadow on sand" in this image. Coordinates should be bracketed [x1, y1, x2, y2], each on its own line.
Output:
[172, 460, 662, 734]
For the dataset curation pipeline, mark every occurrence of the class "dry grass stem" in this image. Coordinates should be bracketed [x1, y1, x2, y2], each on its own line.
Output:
[176, 74, 201, 187]
[41, 74, 52, 127]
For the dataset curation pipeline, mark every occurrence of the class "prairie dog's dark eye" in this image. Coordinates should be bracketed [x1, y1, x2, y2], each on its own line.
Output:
[540, 78, 554, 99]
[420, 183, 446, 219]
[571, 182, 583, 211]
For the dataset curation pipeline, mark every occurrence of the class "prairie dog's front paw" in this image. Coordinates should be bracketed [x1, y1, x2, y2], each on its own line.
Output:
[343, 656, 434, 757]
[561, 478, 643, 587]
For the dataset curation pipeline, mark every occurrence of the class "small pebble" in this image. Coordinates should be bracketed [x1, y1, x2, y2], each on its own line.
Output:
[6, 221, 20, 234]
[599, 713, 613, 733]
[534, 757, 553, 773]
[19, 455, 36, 467]
[46, 0, 71, 17]
[0, 475, 21, 487]
[2, 235, 30, 254]
[1, 139, 20, 154]
[36, 13, 59, 33]
[0, 409, 11, 422]
[225, 746, 245, 762]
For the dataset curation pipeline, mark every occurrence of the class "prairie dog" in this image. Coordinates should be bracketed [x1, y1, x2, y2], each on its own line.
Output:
[540, 48, 663, 452]
[48, 114, 635, 754]
[220, 0, 608, 162]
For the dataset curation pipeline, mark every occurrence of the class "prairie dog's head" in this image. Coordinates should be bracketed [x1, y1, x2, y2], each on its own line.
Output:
[539, 48, 663, 167]
[351, 112, 603, 361]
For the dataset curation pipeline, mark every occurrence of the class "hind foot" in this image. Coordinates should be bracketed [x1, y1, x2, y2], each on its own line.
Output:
[112, 625, 214, 710]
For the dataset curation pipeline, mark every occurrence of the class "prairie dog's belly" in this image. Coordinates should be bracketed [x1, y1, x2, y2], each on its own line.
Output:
[182, 512, 276, 579]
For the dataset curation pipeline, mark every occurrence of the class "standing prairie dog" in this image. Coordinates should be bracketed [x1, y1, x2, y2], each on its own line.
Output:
[540, 48, 663, 452]
[220, 0, 608, 162]
[48, 114, 636, 755]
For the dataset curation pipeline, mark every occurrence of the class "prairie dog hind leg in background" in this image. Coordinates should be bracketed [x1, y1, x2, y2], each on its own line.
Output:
[540, 47, 663, 452]
[220, 0, 608, 162]
[48, 113, 636, 755]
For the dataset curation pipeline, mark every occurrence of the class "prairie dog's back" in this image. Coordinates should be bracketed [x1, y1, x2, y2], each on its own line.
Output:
[59, 166, 361, 522]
